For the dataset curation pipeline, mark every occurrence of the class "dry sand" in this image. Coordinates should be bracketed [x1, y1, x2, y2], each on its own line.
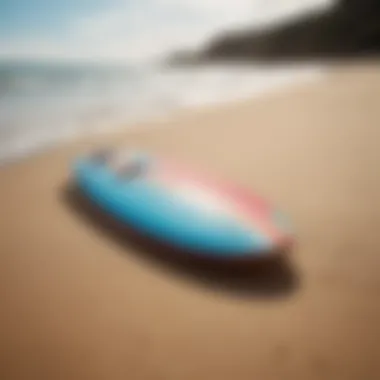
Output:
[1, 64, 380, 380]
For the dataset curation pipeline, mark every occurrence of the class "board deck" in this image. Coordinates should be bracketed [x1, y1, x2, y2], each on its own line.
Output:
[73, 149, 293, 259]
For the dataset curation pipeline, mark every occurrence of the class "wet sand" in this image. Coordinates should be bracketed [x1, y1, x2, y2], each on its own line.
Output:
[1, 64, 380, 379]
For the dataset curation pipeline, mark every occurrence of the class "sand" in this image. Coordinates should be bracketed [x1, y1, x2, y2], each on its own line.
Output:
[1, 63, 380, 380]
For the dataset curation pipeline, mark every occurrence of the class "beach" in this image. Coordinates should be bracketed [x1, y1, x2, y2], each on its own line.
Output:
[1, 63, 380, 379]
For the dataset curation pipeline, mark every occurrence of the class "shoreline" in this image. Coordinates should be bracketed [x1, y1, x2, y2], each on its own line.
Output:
[0, 63, 325, 168]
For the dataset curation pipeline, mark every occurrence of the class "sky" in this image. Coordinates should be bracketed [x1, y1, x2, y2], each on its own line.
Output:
[0, 0, 335, 62]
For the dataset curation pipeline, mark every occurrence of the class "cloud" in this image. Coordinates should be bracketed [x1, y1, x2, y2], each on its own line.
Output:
[71, 0, 258, 61]
[0, 0, 335, 62]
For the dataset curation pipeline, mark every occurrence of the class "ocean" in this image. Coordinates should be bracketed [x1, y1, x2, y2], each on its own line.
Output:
[0, 0, 333, 164]
[0, 61, 324, 164]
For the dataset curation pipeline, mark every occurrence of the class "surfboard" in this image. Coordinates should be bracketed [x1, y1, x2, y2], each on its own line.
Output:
[72, 148, 293, 259]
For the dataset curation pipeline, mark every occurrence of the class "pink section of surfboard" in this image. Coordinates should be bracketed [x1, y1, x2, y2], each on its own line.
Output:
[148, 158, 290, 245]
